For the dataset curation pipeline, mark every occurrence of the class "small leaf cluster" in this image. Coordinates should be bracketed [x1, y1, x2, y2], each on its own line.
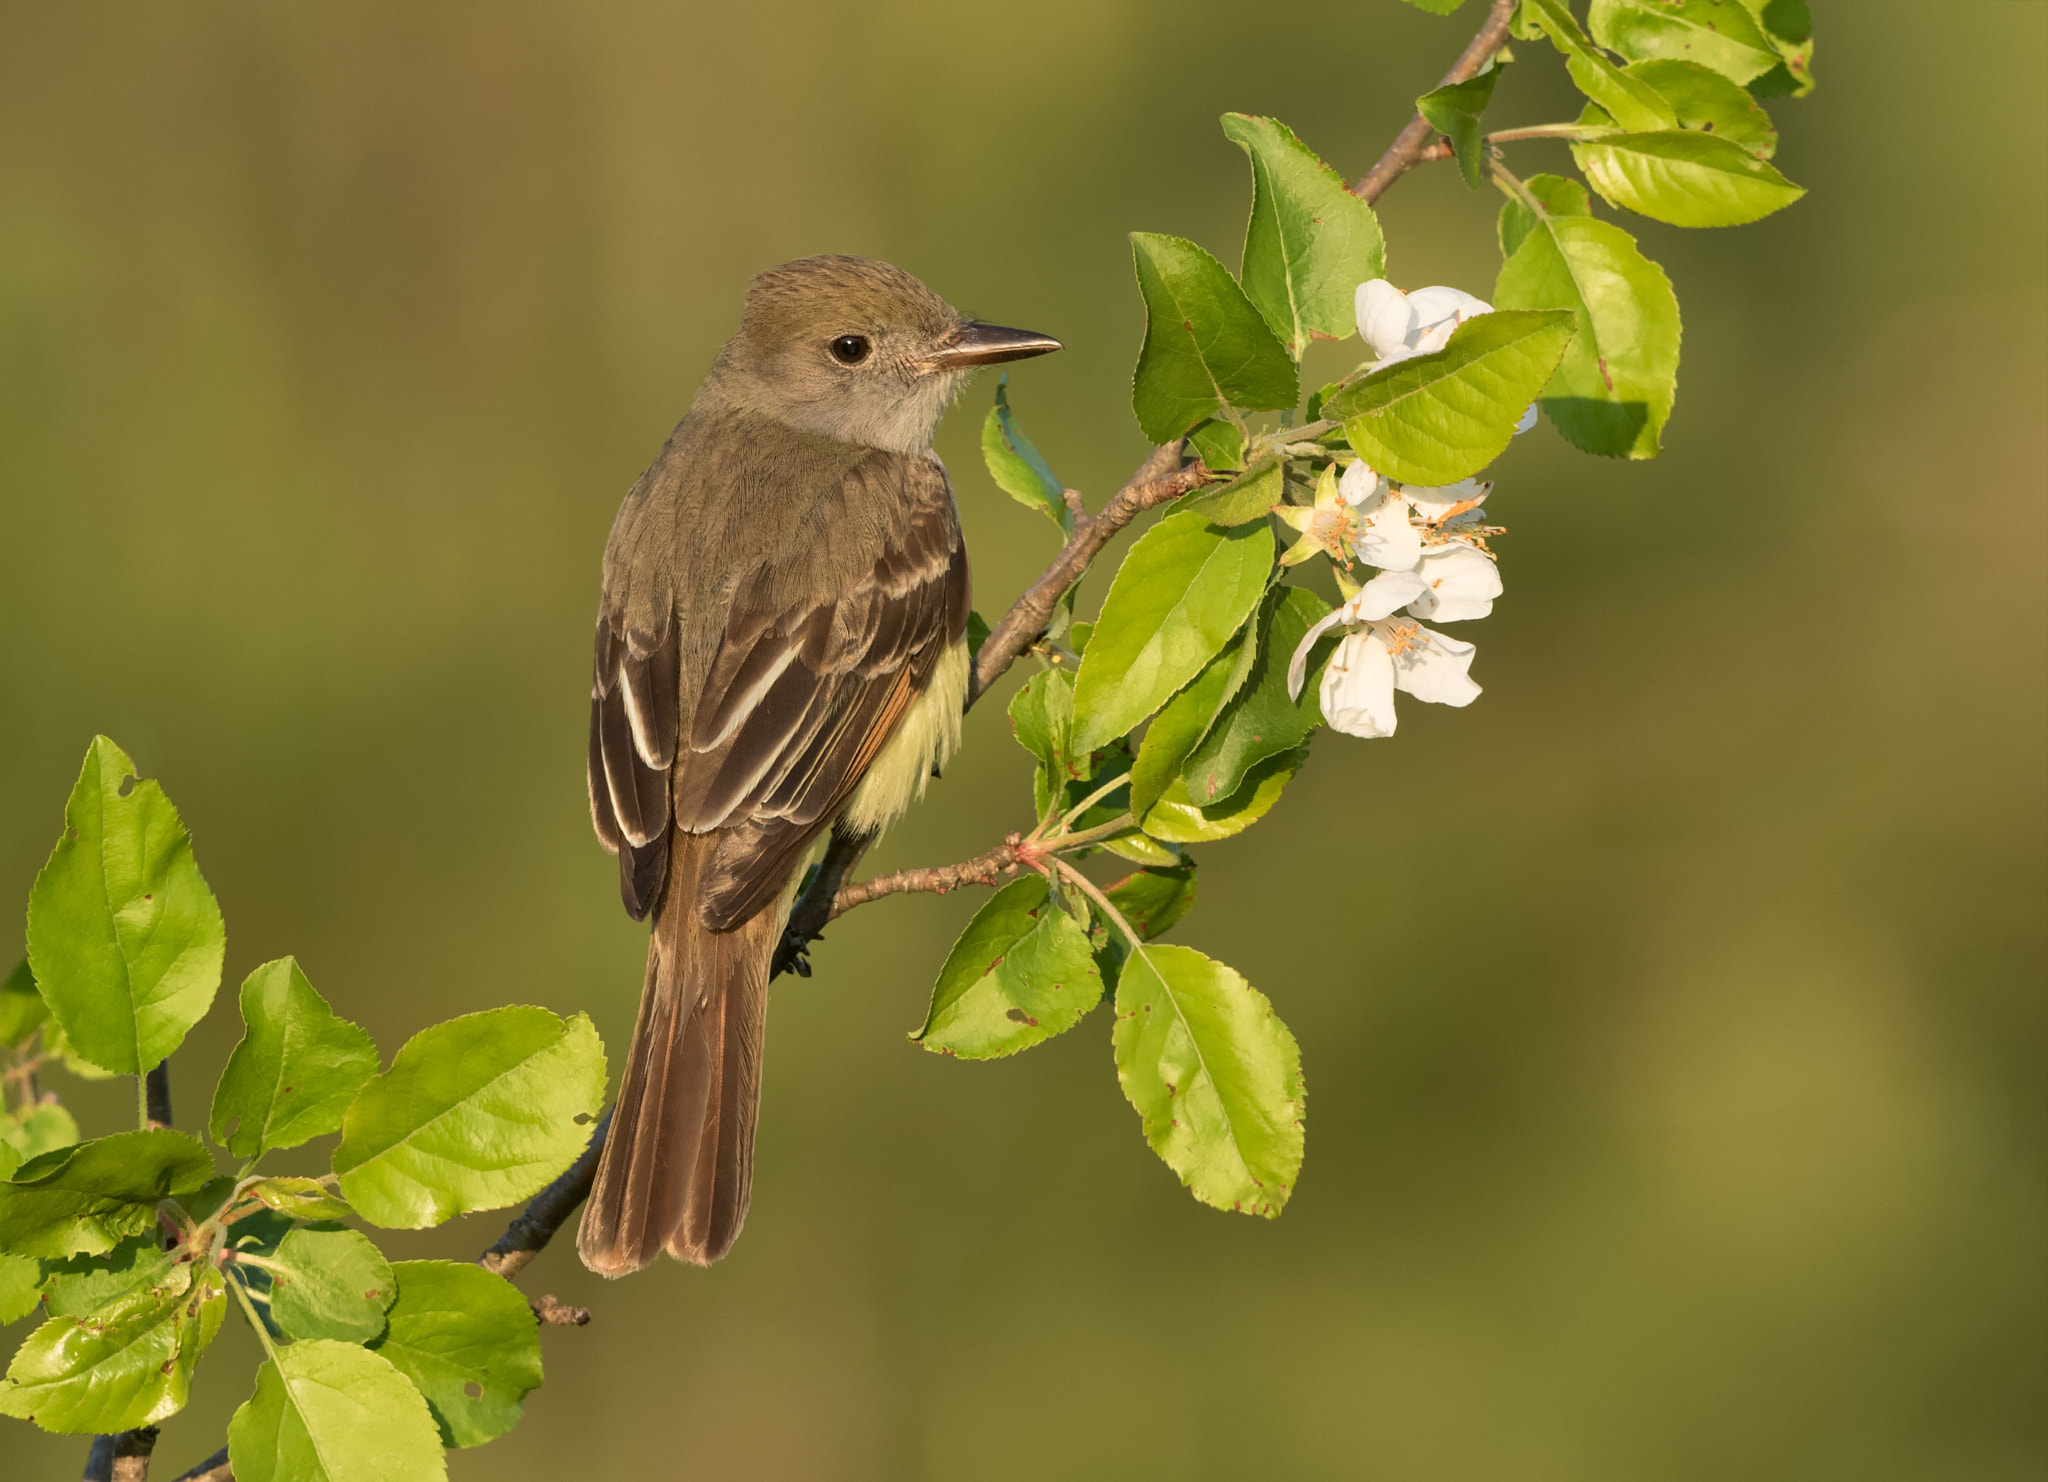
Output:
[0, 738, 607, 1479]
[958, 2, 1812, 1219]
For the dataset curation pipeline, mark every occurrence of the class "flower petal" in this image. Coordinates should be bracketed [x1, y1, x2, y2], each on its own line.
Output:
[1287, 608, 1348, 700]
[1350, 568, 1430, 622]
[1407, 544, 1502, 622]
[1406, 285, 1492, 328]
[1401, 478, 1489, 524]
[1355, 279, 1417, 361]
[1352, 485, 1424, 572]
[1338, 458, 1383, 507]
[1320, 629, 1398, 738]
[1382, 622, 1482, 707]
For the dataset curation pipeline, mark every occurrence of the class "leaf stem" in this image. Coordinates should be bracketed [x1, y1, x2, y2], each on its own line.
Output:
[1052, 776, 1132, 834]
[226, 1266, 284, 1368]
[1050, 857, 1158, 978]
[1046, 813, 1141, 854]
[1491, 158, 1550, 218]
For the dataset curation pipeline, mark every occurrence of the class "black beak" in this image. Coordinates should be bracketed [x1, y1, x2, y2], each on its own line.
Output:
[929, 321, 1063, 369]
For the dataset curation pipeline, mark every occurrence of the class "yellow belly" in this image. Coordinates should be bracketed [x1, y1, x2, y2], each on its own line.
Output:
[841, 638, 968, 837]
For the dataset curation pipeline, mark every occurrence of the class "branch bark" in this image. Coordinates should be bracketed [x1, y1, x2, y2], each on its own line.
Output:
[1352, 0, 1520, 203]
[969, 441, 1200, 706]
[826, 835, 1025, 921]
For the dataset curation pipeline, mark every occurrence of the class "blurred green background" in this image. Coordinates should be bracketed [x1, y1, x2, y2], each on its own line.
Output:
[3, 4, 2042, 1478]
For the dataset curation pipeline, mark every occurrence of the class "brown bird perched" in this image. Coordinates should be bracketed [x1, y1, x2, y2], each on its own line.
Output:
[578, 256, 1060, 1275]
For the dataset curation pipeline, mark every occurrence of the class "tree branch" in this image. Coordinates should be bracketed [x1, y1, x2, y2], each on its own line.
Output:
[168, 1449, 228, 1482]
[969, 442, 1201, 706]
[85, 1427, 159, 1481]
[1353, 0, 1519, 203]
[826, 834, 1026, 921]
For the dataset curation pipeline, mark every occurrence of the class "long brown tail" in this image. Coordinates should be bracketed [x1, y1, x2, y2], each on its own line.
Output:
[578, 832, 776, 1276]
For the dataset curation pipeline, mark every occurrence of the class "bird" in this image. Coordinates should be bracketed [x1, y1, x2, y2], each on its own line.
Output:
[577, 255, 1060, 1275]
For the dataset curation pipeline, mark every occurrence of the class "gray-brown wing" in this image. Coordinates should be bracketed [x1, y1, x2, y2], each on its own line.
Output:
[588, 452, 968, 927]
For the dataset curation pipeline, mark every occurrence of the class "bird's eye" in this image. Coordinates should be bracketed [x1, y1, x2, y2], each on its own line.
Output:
[829, 334, 873, 366]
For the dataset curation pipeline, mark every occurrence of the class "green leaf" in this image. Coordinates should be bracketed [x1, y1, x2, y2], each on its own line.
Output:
[228, 1339, 448, 1482]
[1128, 623, 1251, 822]
[1096, 830, 1185, 870]
[1571, 128, 1804, 226]
[210, 958, 379, 1160]
[1523, 0, 1680, 132]
[25, 736, 225, 1077]
[39, 1234, 166, 1318]
[1185, 418, 1246, 474]
[1070, 512, 1274, 755]
[333, 1007, 606, 1229]
[1498, 172, 1594, 259]
[1142, 747, 1305, 845]
[0, 959, 46, 1049]
[1588, 0, 1782, 85]
[1329, 309, 1577, 485]
[371, 1261, 543, 1448]
[0, 1254, 38, 1326]
[3, 1101, 81, 1163]
[913, 877, 1104, 1060]
[1179, 457, 1283, 528]
[1104, 866, 1198, 940]
[965, 609, 992, 666]
[1182, 587, 1334, 805]
[1112, 945, 1304, 1217]
[1129, 233, 1298, 443]
[265, 1224, 394, 1343]
[981, 375, 1071, 533]
[0, 1129, 214, 1259]
[0, 1261, 224, 1433]
[1417, 64, 1503, 191]
[247, 1178, 354, 1224]
[1399, 0, 1470, 12]
[1221, 114, 1387, 356]
[40, 1019, 118, 1082]
[1009, 668, 1081, 818]
[1619, 58, 1778, 156]
[1735, 0, 1813, 97]
[1495, 214, 1681, 459]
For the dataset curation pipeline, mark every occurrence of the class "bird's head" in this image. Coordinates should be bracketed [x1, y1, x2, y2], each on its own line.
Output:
[716, 254, 1061, 453]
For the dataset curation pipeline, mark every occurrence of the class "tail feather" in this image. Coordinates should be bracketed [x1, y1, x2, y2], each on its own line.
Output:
[579, 833, 778, 1276]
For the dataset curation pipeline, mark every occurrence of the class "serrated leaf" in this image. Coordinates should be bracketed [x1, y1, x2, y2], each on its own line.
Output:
[0, 1254, 38, 1325]
[1071, 512, 1274, 754]
[229, 1339, 448, 1482]
[371, 1261, 543, 1448]
[1128, 622, 1251, 822]
[40, 1019, 118, 1082]
[210, 958, 379, 1160]
[1222, 114, 1387, 356]
[1183, 587, 1334, 805]
[265, 1224, 394, 1343]
[981, 376, 1070, 533]
[1398, 0, 1470, 12]
[247, 1178, 353, 1224]
[1186, 418, 1246, 474]
[1571, 128, 1803, 227]
[1329, 309, 1576, 485]
[1735, 0, 1813, 97]
[1142, 747, 1305, 844]
[0, 1261, 224, 1433]
[913, 877, 1104, 1060]
[1589, 0, 1781, 85]
[965, 609, 991, 665]
[0, 959, 46, 1049]
[0, 1129, 214, 1259]
[3, 1101, 81, 1163]
[1417, 64, 1503, 191]
[333, 1008, 606, 1229]
[1104, 866, 1197, 941]
[39, 1234, 167, 1318]
[1619, 58, 1778, 156]
[25, 736, 224, 1077]
[1178, 457, 1283, 529]
[1129, 233, 1298, 443]
[1112, 945, 1303, 1217]
[1524, 0, 1680, 132]
[1498, 173, 1594, 259]
[1495, 214, 1682, 458]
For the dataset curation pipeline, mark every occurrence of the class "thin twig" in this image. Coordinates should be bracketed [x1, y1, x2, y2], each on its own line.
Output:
[969, 442, 1202, 705]
[168, 1448, 229, 1482]
[144, 1062, 172, 1130]
[479, 1110, 611, 1287]
[1353, 0, 1520, 203]
[826, 835, 1026, 921]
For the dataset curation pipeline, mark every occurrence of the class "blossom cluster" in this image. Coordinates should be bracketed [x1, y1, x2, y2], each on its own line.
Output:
[1284, 279, 1530, 739]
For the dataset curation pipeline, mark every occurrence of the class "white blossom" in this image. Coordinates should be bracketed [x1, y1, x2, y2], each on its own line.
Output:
[1354, 278, 1540, 433]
